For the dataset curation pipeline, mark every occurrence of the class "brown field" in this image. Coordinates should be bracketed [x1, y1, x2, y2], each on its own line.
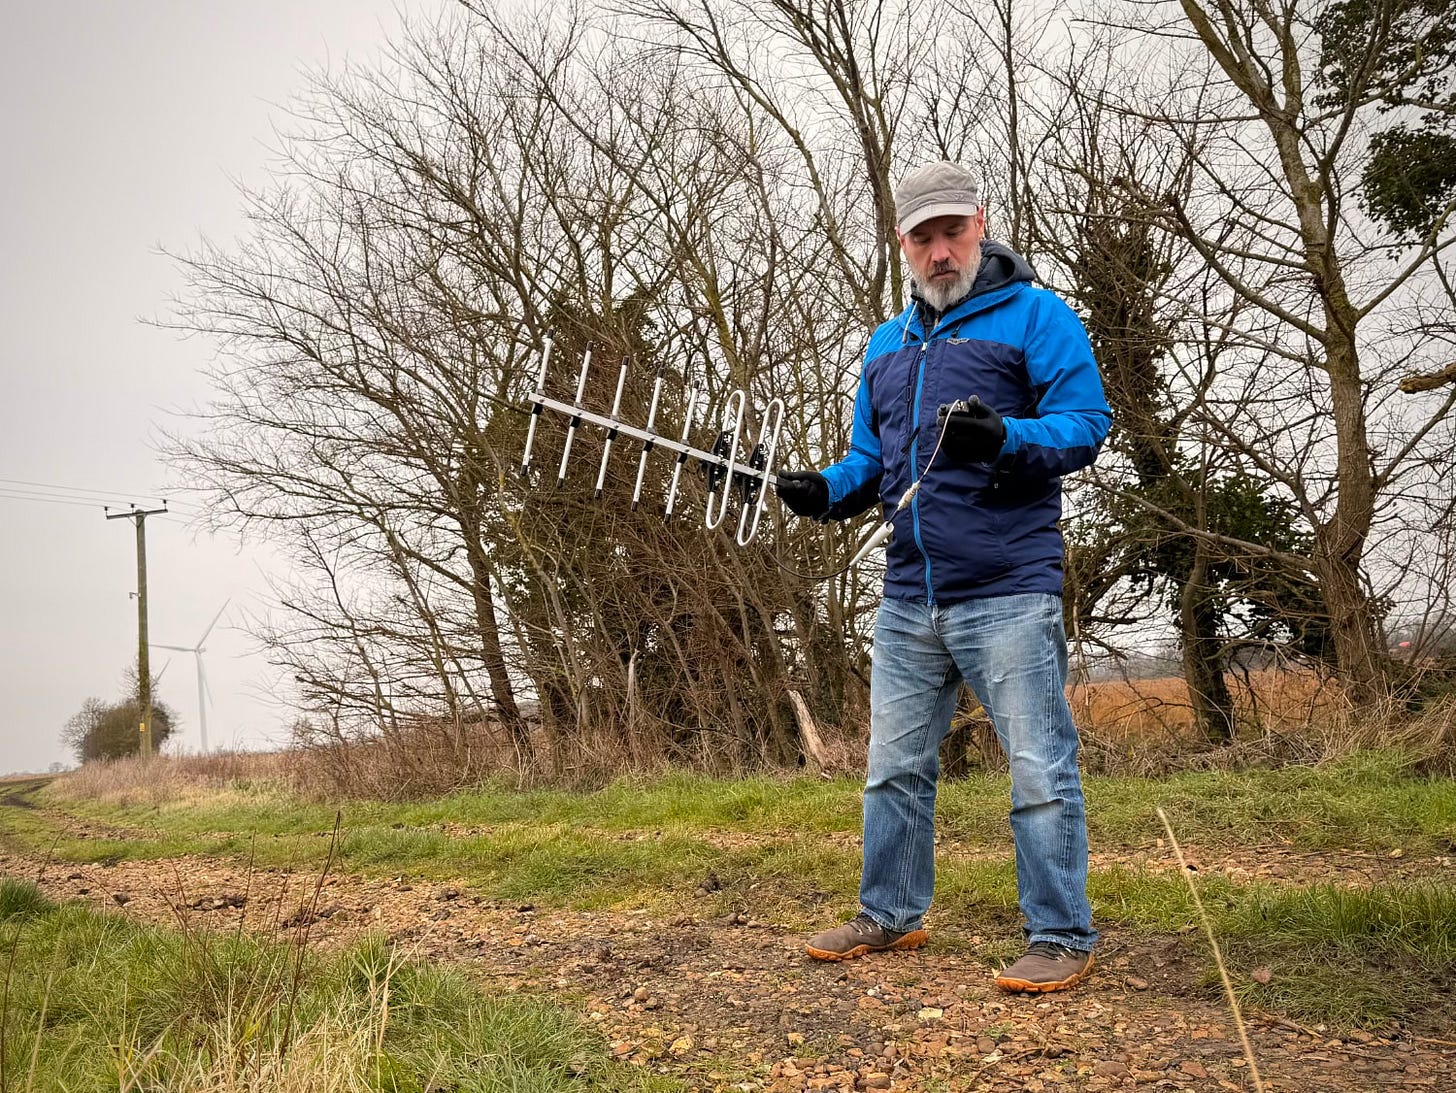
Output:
[43, 670, 1453, 797]
[1067, 669, 1342, 744]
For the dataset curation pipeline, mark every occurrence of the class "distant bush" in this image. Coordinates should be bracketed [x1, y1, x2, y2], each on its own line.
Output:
[60, 693, 177, 763]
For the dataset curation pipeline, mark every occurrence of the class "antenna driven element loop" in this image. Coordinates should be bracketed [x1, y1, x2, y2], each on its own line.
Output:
[703, 390, 745, 531]
[734, 396, 784, 546]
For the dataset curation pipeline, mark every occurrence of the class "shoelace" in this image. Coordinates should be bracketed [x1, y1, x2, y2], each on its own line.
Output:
[1025, 941, 1077, 960]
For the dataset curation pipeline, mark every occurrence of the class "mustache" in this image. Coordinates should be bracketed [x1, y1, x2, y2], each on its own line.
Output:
[929, 259, 959, 276]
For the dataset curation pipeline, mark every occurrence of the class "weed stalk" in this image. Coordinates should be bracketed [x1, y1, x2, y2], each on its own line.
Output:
[1156, 806, 1265, 1092]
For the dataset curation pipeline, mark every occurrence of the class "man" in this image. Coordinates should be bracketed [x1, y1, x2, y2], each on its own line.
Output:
[776, 161, 1111, 993]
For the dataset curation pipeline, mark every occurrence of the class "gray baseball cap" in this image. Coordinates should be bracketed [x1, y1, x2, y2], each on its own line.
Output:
[894, 161, 982, 234]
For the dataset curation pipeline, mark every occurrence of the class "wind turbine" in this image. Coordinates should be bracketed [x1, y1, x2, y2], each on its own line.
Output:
[152, 600, 229, 754]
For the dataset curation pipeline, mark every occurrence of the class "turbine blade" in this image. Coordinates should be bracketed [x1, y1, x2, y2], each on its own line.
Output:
[198, 599, 230, 647]
[151, 644, 192, 653]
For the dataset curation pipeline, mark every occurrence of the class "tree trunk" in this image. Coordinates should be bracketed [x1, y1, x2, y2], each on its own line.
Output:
[1179, 540, 1236, 744]
[1177, 0, 1391, 704]
[1312, 534, 1388, 705]
[463, 526, 530, 761]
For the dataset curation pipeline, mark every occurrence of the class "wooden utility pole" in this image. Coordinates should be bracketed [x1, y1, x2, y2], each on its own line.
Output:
[106, 504, 167, 759]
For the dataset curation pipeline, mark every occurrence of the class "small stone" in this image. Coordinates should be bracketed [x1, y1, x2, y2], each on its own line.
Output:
[112, 892, 130, 906]
[633, 986, 651, 1001]
[787, 1031, 806, 1047]
[858, 1075, 891, 1090]
[977, 1036, 997, 1053]
[1094, 1060, 1129, 1078]
[917, 1007, 944, 1021]
[1124, 975, 1149, 990]
[669, 1035, 694, 1057]
[1180, 1060, 1208, 1079]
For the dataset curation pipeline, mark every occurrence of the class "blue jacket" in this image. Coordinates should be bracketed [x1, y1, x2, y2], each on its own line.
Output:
[820, 242, 1111, 603]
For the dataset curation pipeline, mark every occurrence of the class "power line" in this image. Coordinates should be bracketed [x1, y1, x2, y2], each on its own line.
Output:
[0, 477, 196, 512]
[0, 491, 194, 514]
[0, 491, 107, 509]
[0, 483, 197, 514]
[0, 476, 175, 502]
[1, 487, 136, 507]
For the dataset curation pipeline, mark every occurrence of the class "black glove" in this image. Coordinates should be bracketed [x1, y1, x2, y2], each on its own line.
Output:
[938, 396, 1006, 464]
[775, 469, 830, 519]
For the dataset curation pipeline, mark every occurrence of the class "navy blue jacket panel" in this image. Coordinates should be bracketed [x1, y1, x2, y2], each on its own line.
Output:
[820, 242, 1112, 603]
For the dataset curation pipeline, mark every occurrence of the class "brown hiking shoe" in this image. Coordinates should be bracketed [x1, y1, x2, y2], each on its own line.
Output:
[805, 912, 928, 961]
[994, 941, 1094, 992]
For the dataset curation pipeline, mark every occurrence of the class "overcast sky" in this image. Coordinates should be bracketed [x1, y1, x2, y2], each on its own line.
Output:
[0, 1, 447, 773]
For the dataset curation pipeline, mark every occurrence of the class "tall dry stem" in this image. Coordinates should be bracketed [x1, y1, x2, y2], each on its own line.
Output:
[1156, 806, 1265, 1093]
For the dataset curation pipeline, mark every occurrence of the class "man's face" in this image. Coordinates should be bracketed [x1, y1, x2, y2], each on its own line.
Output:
[898, 210, 986, 312]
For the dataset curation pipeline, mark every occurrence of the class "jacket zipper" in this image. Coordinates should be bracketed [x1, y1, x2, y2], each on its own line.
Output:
[908, 341, 934, 604]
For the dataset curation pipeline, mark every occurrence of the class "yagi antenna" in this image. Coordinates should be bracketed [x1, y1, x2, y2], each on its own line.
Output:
[519, 339, 785, 546]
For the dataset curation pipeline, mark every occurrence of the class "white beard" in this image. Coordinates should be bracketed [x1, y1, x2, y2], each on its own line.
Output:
[910, 245, 982, 312]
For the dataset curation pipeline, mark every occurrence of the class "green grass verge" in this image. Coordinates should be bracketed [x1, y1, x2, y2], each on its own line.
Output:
[22, 750, 1456, 858]
[0, 878, 680, 1093]
[6, 757, 1456, 1030]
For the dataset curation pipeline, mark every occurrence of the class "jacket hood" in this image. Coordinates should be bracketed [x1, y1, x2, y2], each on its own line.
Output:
[972, 240, 1037, 295]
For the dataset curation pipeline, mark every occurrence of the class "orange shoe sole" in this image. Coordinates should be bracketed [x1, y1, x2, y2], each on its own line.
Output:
[994, 952, 1094, 993]
[806, 929, 929, 962]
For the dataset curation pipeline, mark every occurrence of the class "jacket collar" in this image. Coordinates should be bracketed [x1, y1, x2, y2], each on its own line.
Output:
[898, 240, 1036, 344]
[898, 279, 1027, 344]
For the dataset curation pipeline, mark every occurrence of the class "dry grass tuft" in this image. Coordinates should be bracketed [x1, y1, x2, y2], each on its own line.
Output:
[1304, 695, 1456, 772]
[52, 751, 293, 807]
[48, 675, 1456, 800]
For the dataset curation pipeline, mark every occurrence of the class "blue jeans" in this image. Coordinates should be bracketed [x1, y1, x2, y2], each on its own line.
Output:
[860, 593, 1096, 952]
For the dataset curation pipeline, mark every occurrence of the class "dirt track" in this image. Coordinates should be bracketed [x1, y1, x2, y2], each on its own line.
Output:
[7, 847, 1454, 1092]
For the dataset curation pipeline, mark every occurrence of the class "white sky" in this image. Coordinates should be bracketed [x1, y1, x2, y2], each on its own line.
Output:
[0, 1, 445, 773]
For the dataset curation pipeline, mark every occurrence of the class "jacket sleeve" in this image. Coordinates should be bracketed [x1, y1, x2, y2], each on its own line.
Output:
[997, 292, 1111, 478]
[819, 351, 884, 519]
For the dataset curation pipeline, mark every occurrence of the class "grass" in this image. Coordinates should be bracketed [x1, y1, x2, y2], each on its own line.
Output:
[12, 757, 1456, 901]
[22, 751, 1455, 858]
[1222, 883, 1456, 1028]
[0, 878, 680, 1093]
[6, 755, 1456, 1030]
